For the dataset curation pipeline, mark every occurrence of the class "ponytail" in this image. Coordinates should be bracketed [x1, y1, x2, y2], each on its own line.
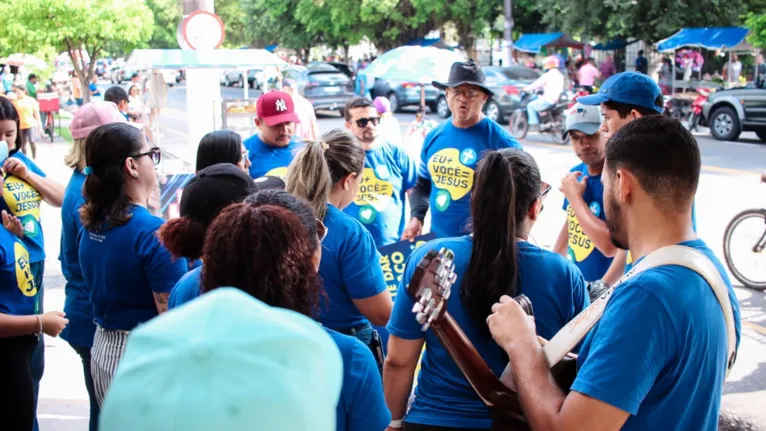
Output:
[285, 129, 364, 220]
[461, 148, 541, 337]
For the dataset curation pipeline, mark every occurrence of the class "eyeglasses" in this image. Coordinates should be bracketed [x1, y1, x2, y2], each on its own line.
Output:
[540, 181, 551, 199]
[130, 147, 161, 165]
[241, 149, 249, 163]
[354, 117, 380, 128]
[448, 88, 483, 100]
[316, 218, 328, 242]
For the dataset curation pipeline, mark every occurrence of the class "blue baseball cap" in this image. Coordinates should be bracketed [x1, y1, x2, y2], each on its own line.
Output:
[99, 288, 343, 431]
[578, 72, 664, 113]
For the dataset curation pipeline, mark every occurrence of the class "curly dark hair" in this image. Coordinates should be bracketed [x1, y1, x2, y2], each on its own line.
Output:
[201, 203, 321, 317]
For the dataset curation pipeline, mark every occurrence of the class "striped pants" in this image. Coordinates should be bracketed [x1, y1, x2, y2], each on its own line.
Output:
[91, 326, 130, 407]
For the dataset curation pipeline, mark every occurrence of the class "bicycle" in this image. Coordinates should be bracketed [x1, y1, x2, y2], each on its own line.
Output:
[722, 174, 766, 290]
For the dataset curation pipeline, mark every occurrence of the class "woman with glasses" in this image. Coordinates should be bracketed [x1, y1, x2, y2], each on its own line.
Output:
[286, 130, 391, 363]
[384, 148, 589, 431]
[157, 163, 279, 309]
[0, 96, 65, 430]
[78, 122, 187, 407]
[200, 190, 390, 431]
[195, 130, 251, 174]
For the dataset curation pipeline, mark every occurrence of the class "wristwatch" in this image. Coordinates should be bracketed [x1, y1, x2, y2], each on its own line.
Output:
[388, 419, 403, 429]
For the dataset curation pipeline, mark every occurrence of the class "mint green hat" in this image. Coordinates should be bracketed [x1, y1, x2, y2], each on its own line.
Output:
[99, 288, 343, 431]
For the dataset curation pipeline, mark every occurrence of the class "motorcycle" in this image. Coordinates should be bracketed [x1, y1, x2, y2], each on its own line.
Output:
[687, 87, 713, 132]
[509, 91, 570, 145]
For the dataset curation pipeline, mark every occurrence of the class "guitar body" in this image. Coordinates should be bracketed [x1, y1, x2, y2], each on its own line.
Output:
[408, 248, 578, 431]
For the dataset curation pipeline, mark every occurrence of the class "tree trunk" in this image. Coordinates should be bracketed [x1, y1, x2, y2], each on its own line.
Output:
[343, 43, 350, 64]
[464, 34, 477, 62]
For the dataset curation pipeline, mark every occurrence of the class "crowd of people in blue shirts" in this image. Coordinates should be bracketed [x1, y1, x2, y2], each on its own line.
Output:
[0, 58, 743, 431]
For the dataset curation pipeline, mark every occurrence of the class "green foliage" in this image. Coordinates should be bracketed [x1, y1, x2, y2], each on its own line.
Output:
[534, 0, 748, 43]
[745, 11, 766, 49]
[216, 0, 251, 48]
[0, 0, 152, 101]
[145, 0, 183, 49]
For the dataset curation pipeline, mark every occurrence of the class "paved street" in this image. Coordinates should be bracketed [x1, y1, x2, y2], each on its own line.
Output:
[35, 83, 766, 430]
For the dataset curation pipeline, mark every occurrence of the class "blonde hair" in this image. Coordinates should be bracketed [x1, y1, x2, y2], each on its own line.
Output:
[65, 138, 87, 170]
[285, 129, 364, 220]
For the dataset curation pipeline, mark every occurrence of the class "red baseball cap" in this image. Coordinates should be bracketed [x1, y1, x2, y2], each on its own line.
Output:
[256, 91, 301, 127]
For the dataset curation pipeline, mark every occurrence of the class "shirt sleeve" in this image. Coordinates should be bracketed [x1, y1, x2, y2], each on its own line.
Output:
[417, 129, 436, 180]
[571, 281, 673, 415]
[386, 250, 427, 340]
[569, 265, 589, 317]
[139, 224, 188, 294]
[14, 153, 46, 178]
[340, 228, 387, 300]
[345, 339, 391, 431]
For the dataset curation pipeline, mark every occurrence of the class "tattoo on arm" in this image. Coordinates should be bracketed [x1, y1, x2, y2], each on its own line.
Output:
[153, 292, 170, 314]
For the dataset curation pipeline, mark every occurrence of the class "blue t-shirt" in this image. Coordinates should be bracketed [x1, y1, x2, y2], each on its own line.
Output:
[573, 239, 741, 431]
[318, 204, 388, 329]
[562, 163, 613, 281]
[58, 170, 95, 348]
[419, 118, 522, 238]
[388, 235, 588, 428]
[0, 227, 36, 316]
[344, 141, 418, 247]
[89, 82, 101, 96]
[242, 133, 303, 179]
[1, 152, 47, 264]
[168, 266, 202, 310]
[326, 328, 390, 431]
[79, 205, 188, 331]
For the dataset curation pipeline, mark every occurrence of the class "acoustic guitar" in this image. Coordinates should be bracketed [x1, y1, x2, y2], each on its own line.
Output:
[407, 248, 577, 431]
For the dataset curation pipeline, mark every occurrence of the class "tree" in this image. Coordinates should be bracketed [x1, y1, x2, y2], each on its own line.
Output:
[0, 0, 153, 102]
[145, 0, 183, 49]
[425, 0, 501, 60]
[215, 0, 252, 48]
[746, 12, 766, 49]
[535, 0, 747, 44]
[239, 0, 321, 57]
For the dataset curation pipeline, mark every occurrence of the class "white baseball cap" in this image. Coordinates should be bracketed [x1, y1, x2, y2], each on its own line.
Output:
[563, 103, 603, 139]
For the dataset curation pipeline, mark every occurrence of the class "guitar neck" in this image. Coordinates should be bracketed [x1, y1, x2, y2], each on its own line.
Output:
[432, 312, 524, 413]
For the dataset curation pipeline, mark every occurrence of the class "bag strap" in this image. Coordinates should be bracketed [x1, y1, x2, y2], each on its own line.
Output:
[542, 245, 737, 377]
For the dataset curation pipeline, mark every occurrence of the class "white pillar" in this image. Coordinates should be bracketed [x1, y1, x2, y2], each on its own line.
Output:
[181, 0, 222, 164]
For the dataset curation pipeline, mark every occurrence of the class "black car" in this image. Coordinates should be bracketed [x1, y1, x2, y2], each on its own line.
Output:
[434, 66, 541, 123]
[701, 83, 766, 141]
[283, 63, 355, 113]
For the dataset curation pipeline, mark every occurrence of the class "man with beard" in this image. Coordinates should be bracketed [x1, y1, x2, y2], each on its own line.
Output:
[554, 104, 615, 294]
[402, 60, 521, 239]
[243, 91, 303, 179]
[342, 97, 417, 247]
[487, 116, 741, 431]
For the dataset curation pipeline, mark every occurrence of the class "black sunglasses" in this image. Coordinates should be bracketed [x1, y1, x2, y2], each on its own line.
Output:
[130, 147, 161, 165]
[354, 117, 380, 128]
[540, 181, 551, 199]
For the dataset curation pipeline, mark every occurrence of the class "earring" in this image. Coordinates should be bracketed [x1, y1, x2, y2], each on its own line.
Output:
[131, 172, 139, 178]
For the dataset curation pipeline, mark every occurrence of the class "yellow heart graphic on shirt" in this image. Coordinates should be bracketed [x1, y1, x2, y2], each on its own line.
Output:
[14, 242, 36, 297]
[354, 167, 394, 212]
[265, 167, 288, 179]
[428, 148, 474, 201]
[566, 205, 595, 262]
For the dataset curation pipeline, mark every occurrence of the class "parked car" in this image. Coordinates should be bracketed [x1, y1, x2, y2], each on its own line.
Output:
[370, 79, 440, 113]
[434, 66, 541, 123]
[700, 84, 766, 141]
[222, 67, 266, 89]
[283, 63, 354, 114]
[310, 61, 355, 80]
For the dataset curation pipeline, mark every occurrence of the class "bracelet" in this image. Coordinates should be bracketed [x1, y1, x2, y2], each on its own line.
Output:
[388, 419, 403, 429]
[34, 314, 42, 336]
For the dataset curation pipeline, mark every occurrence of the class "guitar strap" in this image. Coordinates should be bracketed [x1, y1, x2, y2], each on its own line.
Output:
[542, 245, 738, 378]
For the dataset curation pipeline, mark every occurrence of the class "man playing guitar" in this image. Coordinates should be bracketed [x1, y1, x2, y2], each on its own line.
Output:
[487, 116, 741, 431]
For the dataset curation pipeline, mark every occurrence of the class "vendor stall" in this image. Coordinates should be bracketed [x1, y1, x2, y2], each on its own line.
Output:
[656, 27, 754, 92]
[513, 33, 585, 55]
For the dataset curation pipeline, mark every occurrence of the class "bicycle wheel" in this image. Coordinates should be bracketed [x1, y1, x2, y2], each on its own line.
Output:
[723, 208, 766, 290]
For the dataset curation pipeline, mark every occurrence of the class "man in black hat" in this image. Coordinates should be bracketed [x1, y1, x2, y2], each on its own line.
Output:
[402, 60, 522, 239]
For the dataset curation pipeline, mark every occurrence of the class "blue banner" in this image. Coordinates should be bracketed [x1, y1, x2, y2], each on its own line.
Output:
[374, 233, 436, 351]
[158, 173, 194, 220]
